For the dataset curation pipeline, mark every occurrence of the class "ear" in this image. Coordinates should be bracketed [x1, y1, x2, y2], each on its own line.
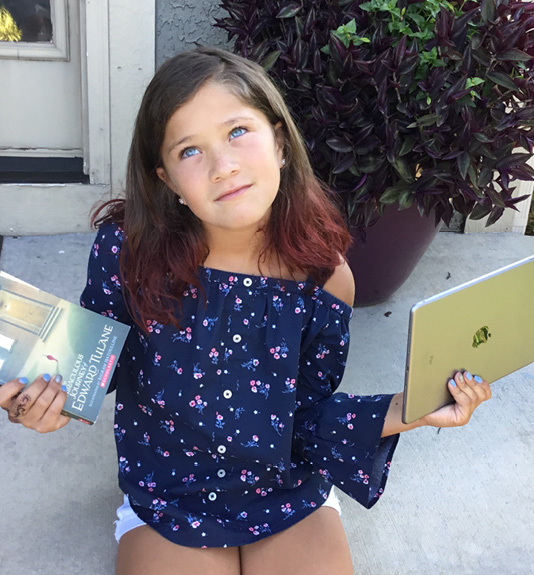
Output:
[156, 166, 177, 193]
[273, 122, 285, 167]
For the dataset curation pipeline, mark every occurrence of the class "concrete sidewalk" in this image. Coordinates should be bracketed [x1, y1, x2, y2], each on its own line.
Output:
[1, 231, 533, 575]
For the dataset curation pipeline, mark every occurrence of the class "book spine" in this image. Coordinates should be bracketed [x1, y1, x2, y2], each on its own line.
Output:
[61, 408, 95, 425]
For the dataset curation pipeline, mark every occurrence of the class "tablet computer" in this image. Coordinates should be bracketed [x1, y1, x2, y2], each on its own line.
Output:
[402, 255, 534, 424]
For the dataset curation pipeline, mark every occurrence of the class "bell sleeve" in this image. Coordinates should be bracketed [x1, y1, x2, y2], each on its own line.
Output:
[293, 299, 400, 509]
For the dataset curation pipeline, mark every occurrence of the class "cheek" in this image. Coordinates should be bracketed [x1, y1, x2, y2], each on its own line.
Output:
[166, 166, 196, 196]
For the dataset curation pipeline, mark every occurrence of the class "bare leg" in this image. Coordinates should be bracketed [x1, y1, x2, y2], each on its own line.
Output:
[240, 507, 353, 575]
[116, 525, 241, 575]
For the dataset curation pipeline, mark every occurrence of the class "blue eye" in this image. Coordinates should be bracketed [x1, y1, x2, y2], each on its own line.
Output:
[230, 127, 247, 139]
[181, 147, 199, 159]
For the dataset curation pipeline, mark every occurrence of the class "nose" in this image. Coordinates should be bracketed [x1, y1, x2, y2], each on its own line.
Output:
[209, 148, 240, 182]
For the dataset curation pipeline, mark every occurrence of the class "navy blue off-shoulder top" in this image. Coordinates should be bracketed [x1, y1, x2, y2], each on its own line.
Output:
[80, 222, 400, 548]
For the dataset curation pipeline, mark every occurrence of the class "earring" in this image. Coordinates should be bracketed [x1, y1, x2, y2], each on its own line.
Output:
[281, 158, 286, 167]
[178, 197, 186, 205]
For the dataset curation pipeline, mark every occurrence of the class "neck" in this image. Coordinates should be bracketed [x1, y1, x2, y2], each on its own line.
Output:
[203, 227, 268, 275]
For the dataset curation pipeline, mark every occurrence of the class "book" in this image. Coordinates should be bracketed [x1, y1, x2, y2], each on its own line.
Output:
[0, 271, 130, 424]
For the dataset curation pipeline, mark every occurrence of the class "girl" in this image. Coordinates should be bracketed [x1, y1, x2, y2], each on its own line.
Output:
[1, 48, 491, 575]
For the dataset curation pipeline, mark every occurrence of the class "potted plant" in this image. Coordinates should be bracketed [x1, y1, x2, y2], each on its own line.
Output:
[216, 0, 534, 304]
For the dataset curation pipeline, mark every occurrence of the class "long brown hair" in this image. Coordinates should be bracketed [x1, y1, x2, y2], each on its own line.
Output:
[94, 47, 351, 329]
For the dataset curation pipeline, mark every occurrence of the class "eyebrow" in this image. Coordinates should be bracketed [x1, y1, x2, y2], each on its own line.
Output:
[166, 115, 258, 154]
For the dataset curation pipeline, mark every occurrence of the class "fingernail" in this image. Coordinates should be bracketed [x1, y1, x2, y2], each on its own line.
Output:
[474, 375, 483, 383]
[55, 374, 63, 383]
[465, 371, 472, 381]
[18, 377, 28, 385]
[61, 384, 68, 392]
[43, 373, 51, 382]
[449, 379, 456, 387]
[457, 373, 464, 384]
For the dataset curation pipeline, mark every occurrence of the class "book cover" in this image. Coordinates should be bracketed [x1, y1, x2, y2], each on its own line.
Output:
[0, 271, 130, 424]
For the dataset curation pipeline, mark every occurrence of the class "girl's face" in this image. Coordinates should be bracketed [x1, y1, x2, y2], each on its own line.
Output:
[156, 81, 285, 239]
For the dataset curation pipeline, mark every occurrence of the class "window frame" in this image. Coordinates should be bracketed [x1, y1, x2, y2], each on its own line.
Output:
[0, 0, 69, 61]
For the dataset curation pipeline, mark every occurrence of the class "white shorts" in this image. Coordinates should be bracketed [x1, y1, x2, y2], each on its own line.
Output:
[114, 488, 342, 543]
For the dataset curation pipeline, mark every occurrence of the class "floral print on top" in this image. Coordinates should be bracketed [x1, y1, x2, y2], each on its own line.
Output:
[80, 222, 400, 548]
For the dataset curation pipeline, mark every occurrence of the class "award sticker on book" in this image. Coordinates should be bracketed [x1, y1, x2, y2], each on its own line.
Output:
[0, 271, 130, 424]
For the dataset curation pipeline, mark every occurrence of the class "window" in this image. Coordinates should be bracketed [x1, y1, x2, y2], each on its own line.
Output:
[0, 0, 68, 60]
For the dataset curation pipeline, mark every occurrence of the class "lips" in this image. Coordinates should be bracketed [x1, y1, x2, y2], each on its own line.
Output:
[215, 184, 252, 201]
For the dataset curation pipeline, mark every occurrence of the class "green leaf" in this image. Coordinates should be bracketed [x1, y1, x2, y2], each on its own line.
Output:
[398, 189, 414, 210]
[466, 77, 484, 89]
[399, 137, 415, 156]
[358, 156, 386, 173]
[380, 184, 405, 204]
[261, 50, 281, 72]
[332, 19, 370, 48]
[392, 158, 414, 182]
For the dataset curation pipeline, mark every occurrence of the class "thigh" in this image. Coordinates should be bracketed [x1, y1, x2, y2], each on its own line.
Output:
[116, 525, 241, 575]
[240, 507, 353, 575]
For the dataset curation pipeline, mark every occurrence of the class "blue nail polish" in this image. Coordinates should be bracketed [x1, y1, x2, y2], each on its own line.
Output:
[55, 374, 63, 383]
[18, 377, 28, 385]
[43, 373, 51, 382]
[449, 379, 456, 387]
[465, 371, 473, 381]
[474, 375, 483, 383]
[61, 384, 68, 392]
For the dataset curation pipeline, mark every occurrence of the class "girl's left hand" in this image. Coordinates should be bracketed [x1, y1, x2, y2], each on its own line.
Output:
[421, 370, 492, 429]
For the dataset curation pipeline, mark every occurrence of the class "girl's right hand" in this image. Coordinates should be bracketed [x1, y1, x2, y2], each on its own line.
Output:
[0, 374, 70, 433]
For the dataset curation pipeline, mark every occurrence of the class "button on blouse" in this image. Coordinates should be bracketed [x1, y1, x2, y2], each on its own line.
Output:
[80, 223, 400, 549]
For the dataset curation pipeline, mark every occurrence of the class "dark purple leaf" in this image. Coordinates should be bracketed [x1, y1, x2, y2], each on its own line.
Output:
[496, 49, 533, 61]
[469, 202, 492, 220]
[332, 155, 356, 174]
[485, 186, 507, 207]
[457, 180, 480, 201]
[496, 152, 532, 169]
[507, 165, 534, 180]
[443, 150, 463, 160]
[478, 167, 494, 187]
[326, 138, 353, 153]
[473, 132, 495, 144]
[481, 0, 496, 24]
[486, 206, 505, 226]
[277, 3, 301, 19]
[218, 0, 534, 231]
[486, 71, 519, 92]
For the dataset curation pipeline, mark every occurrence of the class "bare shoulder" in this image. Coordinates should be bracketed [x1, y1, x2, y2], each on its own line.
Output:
[322, 258, 355, 308]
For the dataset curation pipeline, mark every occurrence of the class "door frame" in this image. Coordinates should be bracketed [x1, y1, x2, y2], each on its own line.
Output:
[0, 0, 156, 235]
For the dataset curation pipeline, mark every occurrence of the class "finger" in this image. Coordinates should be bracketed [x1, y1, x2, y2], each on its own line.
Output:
[34, 386, 70, 433]
[8, 373, 58, 425]
[462, 371, 492, 403]
[472, 373, 492, 401]
[0, 378, 27, 410]
[451, 371, 478, 402]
